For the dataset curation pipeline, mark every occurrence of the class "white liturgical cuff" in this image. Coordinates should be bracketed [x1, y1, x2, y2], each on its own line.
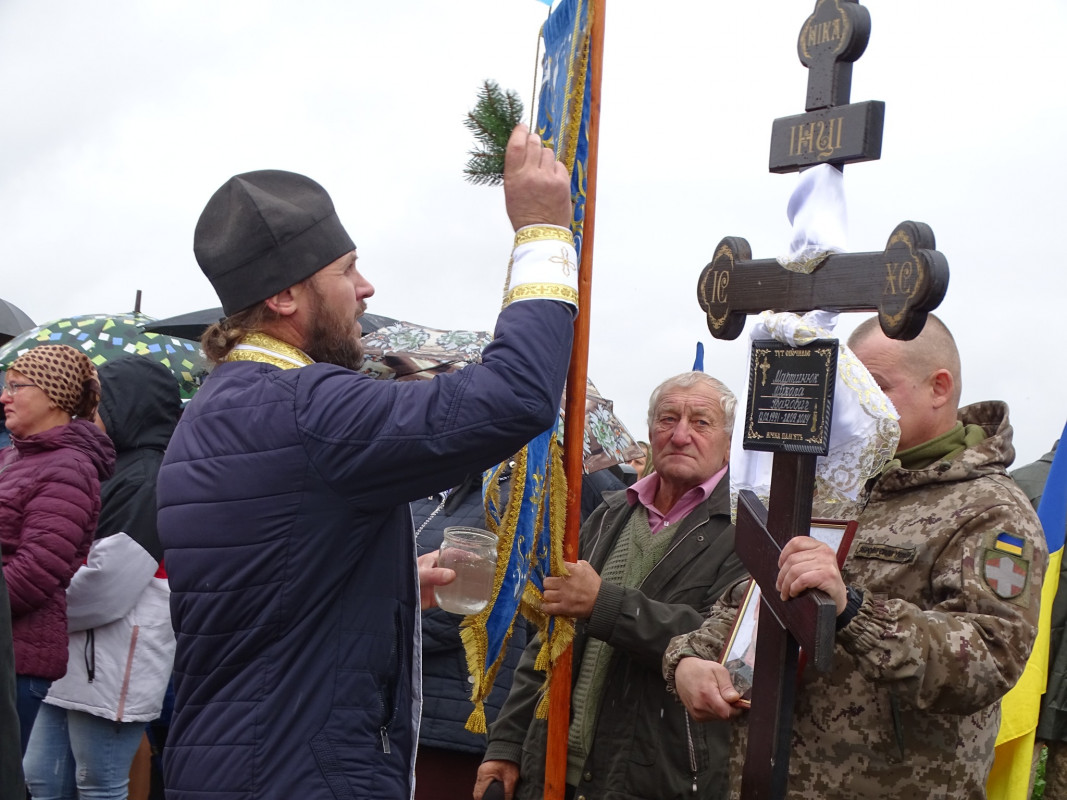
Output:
[504, 225, 579, 310]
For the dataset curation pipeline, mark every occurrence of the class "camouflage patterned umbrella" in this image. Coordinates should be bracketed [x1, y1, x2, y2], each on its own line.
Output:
[0, 312, 208, 401]
[360, 320, 642, 472]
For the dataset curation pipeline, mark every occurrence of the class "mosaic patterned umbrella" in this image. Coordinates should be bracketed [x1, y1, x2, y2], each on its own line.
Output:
[0, 312, 208, 401]
[360, 320, 642, 472]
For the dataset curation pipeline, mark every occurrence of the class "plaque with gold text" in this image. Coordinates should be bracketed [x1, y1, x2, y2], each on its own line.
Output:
[744, 340, 838, 455]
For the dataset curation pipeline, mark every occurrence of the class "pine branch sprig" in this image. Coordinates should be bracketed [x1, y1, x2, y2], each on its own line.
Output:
[463, 79, 525, 187]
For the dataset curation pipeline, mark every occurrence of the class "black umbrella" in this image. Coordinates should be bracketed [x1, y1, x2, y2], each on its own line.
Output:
[144, 308, 399, 339]
[141, 307, 224, 339]
[0, 299, 35, 344]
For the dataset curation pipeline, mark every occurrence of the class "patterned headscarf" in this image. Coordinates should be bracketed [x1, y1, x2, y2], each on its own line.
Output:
[9, 344, 100, 419]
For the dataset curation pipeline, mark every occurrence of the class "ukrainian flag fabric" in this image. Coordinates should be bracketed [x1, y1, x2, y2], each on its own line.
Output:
[988, 425, 1067, 798]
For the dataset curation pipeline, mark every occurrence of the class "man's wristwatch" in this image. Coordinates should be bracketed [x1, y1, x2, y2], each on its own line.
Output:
[836, 585, 865, 631]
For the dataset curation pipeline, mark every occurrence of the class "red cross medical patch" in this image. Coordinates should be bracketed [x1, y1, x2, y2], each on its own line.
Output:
[983, 551, 1029, 600]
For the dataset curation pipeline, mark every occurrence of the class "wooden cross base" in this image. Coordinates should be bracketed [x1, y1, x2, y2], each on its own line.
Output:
[734, 456, 838, 800]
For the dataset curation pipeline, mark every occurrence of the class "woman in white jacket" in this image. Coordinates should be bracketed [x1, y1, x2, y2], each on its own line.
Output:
[23, 356, 180, 800]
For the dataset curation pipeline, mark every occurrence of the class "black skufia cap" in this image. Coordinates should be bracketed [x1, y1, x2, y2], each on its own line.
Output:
[194, 170, 355, 316]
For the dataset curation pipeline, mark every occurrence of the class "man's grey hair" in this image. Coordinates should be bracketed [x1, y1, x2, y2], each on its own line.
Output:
[646, 371, 737, 435]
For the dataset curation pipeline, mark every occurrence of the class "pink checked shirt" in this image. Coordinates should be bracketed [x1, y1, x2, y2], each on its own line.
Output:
[625, 463, 729, 535]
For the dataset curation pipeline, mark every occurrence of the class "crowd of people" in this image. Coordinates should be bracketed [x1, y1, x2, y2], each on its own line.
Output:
[1, 123, 1064, 800]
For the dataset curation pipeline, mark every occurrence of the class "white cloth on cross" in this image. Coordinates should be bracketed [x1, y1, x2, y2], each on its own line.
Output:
[730, 310, 900, 520]
[778, 163, 848, 272]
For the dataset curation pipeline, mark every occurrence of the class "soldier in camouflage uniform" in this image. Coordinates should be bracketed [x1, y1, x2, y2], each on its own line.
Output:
[663, 315, 1047, 800]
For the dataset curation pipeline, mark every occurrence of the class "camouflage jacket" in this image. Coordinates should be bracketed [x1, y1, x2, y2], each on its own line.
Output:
[664, 401, 1047, 799]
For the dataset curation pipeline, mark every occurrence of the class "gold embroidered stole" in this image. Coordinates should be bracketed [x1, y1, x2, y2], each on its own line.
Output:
[224, 332, 314, 370]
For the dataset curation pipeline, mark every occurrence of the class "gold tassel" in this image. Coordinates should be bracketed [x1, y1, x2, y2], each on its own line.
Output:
[535, 691, 551, 720]
[465, 702, 488, 735]
[457, 437, 578, 730]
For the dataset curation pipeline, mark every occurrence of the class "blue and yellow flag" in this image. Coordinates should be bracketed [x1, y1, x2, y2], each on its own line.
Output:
[535, 0, 593, 258]
[458, 0, 593, 733]
[988, 427, 1067, 799]
[459, 433, 573, 732]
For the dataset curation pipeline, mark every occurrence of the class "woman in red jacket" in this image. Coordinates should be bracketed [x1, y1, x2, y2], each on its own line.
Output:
[0, 344, 115, 754]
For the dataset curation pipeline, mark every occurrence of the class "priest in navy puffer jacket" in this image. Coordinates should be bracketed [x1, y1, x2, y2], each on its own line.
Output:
[157, 127, 577, 800]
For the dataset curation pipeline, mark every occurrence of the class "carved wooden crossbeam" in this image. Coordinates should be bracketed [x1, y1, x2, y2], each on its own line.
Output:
[769, 101, 883, 174]
[735, 489, 838, 671]
[697, 220, 949, 342]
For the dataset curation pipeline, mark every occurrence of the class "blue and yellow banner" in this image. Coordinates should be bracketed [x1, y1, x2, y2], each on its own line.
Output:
[459, 432, 573, 732]
[536, 0, 593, 257]
[458, 0, 592, 732]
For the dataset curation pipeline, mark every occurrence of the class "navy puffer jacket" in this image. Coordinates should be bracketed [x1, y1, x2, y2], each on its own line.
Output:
[158, 299, 573, 800]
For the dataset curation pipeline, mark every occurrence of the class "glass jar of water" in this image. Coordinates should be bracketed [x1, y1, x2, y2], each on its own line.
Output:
[434, 527, 498, 615]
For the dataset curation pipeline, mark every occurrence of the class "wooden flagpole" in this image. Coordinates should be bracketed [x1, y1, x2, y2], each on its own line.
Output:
[545, 0, 606, 798]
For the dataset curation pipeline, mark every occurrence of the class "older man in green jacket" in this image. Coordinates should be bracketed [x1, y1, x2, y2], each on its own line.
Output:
[476, 371, 747, 800]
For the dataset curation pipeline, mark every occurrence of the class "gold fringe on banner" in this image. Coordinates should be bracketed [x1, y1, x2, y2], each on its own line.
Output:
[458, 437, 574, 733]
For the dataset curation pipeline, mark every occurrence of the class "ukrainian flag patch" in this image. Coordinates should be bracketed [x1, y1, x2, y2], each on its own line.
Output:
[982, 530, 1032, 606]
[993, 531, 1025, 556]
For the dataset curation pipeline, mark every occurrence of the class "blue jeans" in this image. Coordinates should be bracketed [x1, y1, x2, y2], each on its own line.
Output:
[23, 702, 146, 800]
[15, 675, 51, 755]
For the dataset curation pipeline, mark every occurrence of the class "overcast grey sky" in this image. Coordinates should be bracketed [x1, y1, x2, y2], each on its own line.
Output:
[1, 0, 1064, 466]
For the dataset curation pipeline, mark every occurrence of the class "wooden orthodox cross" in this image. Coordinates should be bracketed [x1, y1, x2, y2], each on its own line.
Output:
[695, 2, 949, 798]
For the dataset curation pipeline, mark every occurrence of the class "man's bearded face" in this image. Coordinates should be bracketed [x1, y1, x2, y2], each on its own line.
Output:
[303, 280, 365, 370]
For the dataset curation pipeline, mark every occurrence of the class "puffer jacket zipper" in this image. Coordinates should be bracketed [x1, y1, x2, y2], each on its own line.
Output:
[378, 609, 406, 754]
